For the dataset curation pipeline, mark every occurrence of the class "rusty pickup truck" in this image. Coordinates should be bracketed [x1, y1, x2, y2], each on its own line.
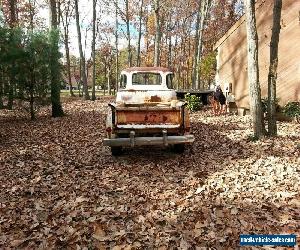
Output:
[103, 67, 194, 155]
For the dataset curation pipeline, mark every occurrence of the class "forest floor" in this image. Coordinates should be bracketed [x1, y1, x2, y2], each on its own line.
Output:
[0, 97, 299, 249]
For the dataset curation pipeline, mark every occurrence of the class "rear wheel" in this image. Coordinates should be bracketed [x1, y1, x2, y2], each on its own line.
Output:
[111, 146, 122, 156]
[172, 144, 185, 153]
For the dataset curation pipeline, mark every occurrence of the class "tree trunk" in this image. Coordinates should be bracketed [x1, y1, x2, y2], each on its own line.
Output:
[78, 58, 82, 97]
[267, 0, 282, 136]
[192, 5, 200, 89]
[64, 27, 74, 97]
[28, 63, 36, 120]
[8, 0, 17, 27]
[145, 13, 149, 56]
[104, 63, 107, 96]
[153, 0, 161, 67]
[166, 14, 173, 69]
[28, 0, 34, 30]
[91, 0, 96, 101]
[6, 0, 18, 110]
[192, 0, 211, 89]
[125, 0, 132, 67]
[29, 84, 35, 120]
[244, 0, 265, 138]
[108, 66, 111, 95]
[7, 77, 13, 110]
[187, 31, 191, 88]
[0, 70, 3, 108]
[74, 0, 90, 100]
[136, 0, 143, 67]
[49, 0, 64, 117]
[0, 1, 3, 24]
[167, 35, 172, 69]
[115, 3, 119, 92]
[60, 0, 74, 96]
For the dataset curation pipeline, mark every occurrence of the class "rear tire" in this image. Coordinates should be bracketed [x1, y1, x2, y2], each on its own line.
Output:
[172, 144, 185, 153]
[111, 146, 122, 156]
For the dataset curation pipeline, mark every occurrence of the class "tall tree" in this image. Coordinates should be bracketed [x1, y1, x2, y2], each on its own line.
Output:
[115, 1, 119, 91]
[6, 0, 18, 109]
[244, 0, 264, 138]
[27, 0, 37, 30]
[267, 0, 282, 136]
[125, 0, 132, 67]
[153, 0, 161, 66]
[8, 0, 17, 27]
[74, 0, 90, 100]
[192, 3, 201, 89]
[91, 0, 97, 100]
[60, 0, 75, 97]
[49, 0, 64, 117]
[0, 2, 4, 25]
[136, 0, 144, 67]
[192, 0, 211, 89]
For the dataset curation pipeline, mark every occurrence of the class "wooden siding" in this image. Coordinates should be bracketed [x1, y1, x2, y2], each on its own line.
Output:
[215, 0, 300, 108]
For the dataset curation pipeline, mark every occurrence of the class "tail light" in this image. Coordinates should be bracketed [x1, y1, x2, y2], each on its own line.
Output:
[185, 127, 191, 132]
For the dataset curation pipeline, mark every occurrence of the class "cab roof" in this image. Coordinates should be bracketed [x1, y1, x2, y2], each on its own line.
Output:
[122, 67, 172, 73]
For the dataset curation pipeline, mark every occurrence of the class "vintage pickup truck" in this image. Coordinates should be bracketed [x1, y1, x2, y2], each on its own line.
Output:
[103, 67, 194, 155]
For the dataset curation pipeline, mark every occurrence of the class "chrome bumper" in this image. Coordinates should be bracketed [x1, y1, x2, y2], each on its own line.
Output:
[103, 131, 194, 147]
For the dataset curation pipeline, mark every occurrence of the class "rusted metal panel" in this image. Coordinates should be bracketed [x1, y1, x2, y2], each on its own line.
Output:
[116, 124, 180, 129]
[115, 105, 181, 111]
[115, 127, 181, 134]
[184, 110, 191, 130]
[116, 110, 181, 125]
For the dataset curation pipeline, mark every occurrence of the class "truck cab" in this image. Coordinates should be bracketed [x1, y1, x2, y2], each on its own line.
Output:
[103, 67, 194, 155]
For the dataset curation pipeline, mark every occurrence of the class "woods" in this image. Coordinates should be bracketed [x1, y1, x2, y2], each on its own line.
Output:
[0, 0, 241, 112]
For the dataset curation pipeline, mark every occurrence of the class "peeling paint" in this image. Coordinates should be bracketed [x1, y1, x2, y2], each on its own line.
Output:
[117, 110, 181, 125]
[116, 124, 181, 129]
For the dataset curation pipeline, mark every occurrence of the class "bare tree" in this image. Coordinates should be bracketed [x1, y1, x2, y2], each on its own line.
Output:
[125, 0, 132, 67]
[91, 0, 97, 100]
[244, 0, 265, 138]
[28, 0, 37, 30]
[115, 1, 119, 91]
[60, 0, 75, 97]
[8, 0, 17, 27]
[267, 0, 282, 136]
[192, 0, 211, 89]
[74, 0, 90, 100]
[153, 0, 161, 66]
[6, 0, 17, 109]
[49, 0, 64, 117]
[136, 0, 143, 66]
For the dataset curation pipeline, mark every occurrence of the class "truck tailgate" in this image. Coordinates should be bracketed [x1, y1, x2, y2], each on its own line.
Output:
[116, 109, 181, 125]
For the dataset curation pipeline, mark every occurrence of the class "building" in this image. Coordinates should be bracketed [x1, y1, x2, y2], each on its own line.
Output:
[214, 0, 300, 109]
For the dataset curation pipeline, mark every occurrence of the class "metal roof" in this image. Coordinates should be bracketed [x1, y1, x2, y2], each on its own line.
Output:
[122, 67, 172, 73]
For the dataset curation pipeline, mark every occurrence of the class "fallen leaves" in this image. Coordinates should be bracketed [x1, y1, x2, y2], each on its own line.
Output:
[0, 97, 299, 248]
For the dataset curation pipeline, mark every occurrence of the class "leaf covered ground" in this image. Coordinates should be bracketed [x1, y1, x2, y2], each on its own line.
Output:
[0, 97, 299, 249]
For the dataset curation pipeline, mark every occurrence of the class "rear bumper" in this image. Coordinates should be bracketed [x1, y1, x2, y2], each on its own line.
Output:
[103, 133, 194, 147]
